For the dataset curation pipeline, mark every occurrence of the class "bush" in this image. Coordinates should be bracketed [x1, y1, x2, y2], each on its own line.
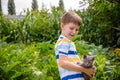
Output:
[0, 36, 120, 80]
[75, 40, 120, 80]
[0, 7, 62, 44]
[79, 0, 120, 47]
[0, 38, 60, 80]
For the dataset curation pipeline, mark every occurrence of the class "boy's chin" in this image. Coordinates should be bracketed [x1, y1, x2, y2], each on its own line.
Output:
[70, 35, 75, 38]
[67, 37, 72, 40]
[69, 36, 74, 40]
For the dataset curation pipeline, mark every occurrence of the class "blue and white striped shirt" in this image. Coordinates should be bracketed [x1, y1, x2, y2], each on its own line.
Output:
[55, 35, 84, 80]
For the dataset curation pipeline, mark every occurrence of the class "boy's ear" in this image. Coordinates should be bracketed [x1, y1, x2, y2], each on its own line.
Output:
[61, 23, 64, 29]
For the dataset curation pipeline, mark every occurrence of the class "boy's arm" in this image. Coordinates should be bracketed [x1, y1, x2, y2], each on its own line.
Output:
[59, 55, 95, 77]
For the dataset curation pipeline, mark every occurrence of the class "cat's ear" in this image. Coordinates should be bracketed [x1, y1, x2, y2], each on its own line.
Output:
[83, 55, 87, 59]
[92, 56, 96, 61]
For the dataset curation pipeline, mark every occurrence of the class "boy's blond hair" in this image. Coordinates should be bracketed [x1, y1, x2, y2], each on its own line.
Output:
[61, 12, 82, 26]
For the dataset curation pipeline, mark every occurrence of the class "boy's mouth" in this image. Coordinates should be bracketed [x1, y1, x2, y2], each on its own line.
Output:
[69, 34, 74, 37]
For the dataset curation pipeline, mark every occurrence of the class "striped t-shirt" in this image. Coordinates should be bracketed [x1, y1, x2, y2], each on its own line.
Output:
[55, 35, 84, 80]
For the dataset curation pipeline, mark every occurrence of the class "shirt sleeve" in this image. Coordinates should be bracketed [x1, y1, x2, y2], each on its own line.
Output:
[56, 42, 70, 56]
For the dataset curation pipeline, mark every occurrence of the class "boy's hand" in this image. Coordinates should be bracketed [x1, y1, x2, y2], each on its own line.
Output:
[84, 67, 96, 78]
[92, 66, 96, 77]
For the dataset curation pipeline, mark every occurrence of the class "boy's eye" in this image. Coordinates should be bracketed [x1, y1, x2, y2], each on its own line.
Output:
[69, 27, 79, 32]
[70, 27, 74, 30]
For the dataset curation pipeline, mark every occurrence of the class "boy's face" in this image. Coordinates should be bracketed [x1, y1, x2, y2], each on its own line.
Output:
[61, 22, 80, 40]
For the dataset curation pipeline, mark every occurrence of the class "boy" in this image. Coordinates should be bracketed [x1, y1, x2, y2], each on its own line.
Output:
[55, 12, 95, 80]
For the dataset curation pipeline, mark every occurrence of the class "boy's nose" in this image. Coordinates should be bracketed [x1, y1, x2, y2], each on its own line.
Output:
[73, 30, 77, 34]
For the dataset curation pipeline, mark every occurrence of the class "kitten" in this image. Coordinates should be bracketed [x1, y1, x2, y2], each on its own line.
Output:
[77, 55, 95, 80]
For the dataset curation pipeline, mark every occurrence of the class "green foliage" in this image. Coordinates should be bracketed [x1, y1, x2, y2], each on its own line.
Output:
[0, 7, 62, 43]
[2, 0, 120, 48]
[75, 40, 108, 57]
[75, 40, 120, 80]
[0, 39, 60, 80]
[8, 0, 16, 15]
[0, 36, 120, 80]
[79, 0, 120, 47]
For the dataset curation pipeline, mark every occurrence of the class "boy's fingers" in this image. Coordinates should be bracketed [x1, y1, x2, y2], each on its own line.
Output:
[89, 74, 93, 78]
[92, 66, 96, 69]
[92, 66, 96, 72]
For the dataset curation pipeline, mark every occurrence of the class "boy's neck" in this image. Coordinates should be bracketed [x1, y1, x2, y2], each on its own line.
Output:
[60, 34, 71, 40]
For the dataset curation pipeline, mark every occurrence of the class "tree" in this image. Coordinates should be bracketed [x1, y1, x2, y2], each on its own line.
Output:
[8, 0, 16, 15]
[32, 0, 38, 11]
[58, 0, 64, 11]
[0, 0, 2, 13]
[79, 1, 87, 8]
[80, 0, 120, 48]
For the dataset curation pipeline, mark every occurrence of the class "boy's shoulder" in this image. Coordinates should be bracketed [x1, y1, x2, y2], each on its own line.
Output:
[56, 35, 71, 45]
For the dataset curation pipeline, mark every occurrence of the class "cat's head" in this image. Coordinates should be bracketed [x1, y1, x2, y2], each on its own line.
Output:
[82, 55, 96, 68]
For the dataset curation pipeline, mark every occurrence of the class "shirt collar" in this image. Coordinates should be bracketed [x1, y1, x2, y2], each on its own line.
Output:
[59, 35, 71, 41]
